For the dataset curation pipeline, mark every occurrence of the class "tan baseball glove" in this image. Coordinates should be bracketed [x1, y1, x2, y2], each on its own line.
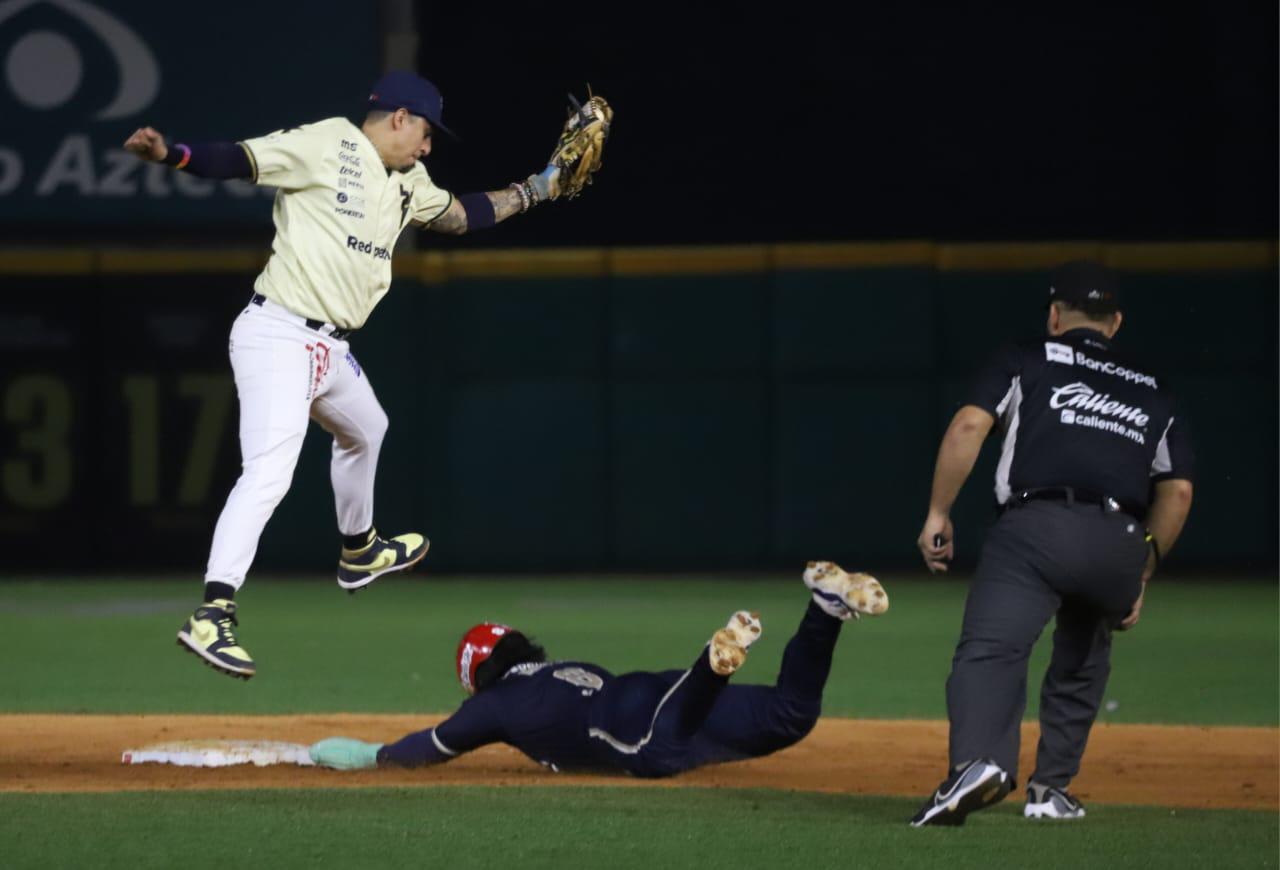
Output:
[548, 89, 613, 199]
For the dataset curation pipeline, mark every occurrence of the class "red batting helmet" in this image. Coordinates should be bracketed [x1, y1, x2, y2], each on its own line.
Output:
[456, 622, 512, 694]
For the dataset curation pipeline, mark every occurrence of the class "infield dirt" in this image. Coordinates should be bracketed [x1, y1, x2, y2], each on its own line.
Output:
[1, 715, 1274, 810]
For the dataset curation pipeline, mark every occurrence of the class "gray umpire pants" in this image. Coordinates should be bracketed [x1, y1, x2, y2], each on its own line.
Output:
[946, 500, 1148, 788]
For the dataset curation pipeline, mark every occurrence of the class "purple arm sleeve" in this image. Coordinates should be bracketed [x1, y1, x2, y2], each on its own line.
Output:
[161, 141, 253, 180]
[376, 729, 453, 767]
[457, 192, 496, 230]
[376, 693, 505, 767]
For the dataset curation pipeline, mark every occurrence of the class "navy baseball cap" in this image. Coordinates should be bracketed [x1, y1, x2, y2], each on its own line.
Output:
[368, 71, 455, 138]
[1046, 260, 1121, 314]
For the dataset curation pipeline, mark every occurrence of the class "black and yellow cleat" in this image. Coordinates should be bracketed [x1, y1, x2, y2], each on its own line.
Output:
[176, 599, 255, 680]
[337, 530, 430, 593]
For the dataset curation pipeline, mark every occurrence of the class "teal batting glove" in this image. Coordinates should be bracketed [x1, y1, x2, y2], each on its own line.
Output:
[310, 737, 383, 770]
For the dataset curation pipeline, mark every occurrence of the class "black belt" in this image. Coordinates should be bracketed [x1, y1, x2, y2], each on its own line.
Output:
[1001, 487, 1143, 520]
[250, 293, 355, 341]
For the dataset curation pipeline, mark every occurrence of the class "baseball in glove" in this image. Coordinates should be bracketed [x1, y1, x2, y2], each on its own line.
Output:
[548, 89, 613, 199]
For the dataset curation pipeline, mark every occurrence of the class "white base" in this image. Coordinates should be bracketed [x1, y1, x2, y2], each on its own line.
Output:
[122, 740, 315, 767]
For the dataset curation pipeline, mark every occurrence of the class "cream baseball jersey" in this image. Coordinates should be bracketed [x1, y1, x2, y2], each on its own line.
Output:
[240, 117, 453, 329]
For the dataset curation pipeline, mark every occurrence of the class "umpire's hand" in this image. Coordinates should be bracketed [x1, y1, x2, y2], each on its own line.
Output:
[1118, 581, 1147, 631]
[1118, 550, 1157, 630]
[917, 513, 955, 573]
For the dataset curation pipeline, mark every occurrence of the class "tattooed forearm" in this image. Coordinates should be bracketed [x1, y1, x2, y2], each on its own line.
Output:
[487, 187, 525, 223]
[423, 197, 468, 234]
[420, 186, 529, 235]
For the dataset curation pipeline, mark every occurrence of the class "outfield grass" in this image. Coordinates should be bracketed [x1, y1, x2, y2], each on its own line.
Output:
[2, 576, 1276, 868]
[0, 575, 1276, 724]
[0, 786, 1274, 870]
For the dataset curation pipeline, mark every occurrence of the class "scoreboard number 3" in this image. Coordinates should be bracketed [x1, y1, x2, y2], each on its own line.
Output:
[1, 373, 233, 510]
[2, 375, 72, 509]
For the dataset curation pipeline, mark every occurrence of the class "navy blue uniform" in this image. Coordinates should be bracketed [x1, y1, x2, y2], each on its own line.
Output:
[378, 603, 841, 778]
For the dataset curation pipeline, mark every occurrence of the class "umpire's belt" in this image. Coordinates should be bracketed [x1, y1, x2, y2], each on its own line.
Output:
[250, 293, 355, 341]
[1001, 487, 1143, 520]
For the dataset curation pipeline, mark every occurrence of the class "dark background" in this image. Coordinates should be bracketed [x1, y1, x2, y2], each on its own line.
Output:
[7, 0, 1275, 245]
[3, 263, 1274, 574]
[414, 0, 1278, 246]
[0, 0, 1275, 576]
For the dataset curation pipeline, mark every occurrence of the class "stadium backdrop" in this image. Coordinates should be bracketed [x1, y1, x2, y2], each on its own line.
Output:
[0, 243, 1274, 574]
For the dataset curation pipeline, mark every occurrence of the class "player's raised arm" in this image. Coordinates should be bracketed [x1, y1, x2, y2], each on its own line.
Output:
[122, 126, 168, 161]
[420, 168, 558, 235]
[123, 126, 254, 180]
[419, 91, 613, 235]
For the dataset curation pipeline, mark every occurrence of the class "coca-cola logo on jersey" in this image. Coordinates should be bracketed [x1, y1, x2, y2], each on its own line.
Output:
[1050, 382, 1150, 427]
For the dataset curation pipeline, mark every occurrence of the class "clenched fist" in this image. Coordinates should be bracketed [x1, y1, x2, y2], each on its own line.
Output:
[123, 126, 168, 162]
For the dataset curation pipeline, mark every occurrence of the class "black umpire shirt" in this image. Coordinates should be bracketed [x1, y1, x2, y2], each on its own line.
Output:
[968, 327, 1195, 518]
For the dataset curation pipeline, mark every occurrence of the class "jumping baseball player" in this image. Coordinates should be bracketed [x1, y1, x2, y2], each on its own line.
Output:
[122, 72, 613, 680]
[309, 562, 888, 776]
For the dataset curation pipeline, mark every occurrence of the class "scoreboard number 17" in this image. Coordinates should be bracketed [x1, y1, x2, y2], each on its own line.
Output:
[2, 373, 233, 510]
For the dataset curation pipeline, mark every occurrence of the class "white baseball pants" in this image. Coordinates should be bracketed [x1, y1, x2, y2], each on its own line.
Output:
[205, 298, 387, 590]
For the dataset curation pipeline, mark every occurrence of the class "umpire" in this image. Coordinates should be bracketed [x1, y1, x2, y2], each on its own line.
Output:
[908, 260, 1194, 827]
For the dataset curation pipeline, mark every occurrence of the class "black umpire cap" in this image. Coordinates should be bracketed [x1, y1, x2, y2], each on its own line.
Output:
[1046, 260, 1121, 315]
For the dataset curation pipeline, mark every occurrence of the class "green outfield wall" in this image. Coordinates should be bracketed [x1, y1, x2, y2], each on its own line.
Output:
[0, 242, 1274, 573]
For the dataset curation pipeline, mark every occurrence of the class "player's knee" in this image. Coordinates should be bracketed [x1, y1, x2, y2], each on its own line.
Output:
[238, 461, 296, 506]
[777, 702, 820, 742]
[764, 696, 819, 744]
[333, 408, 387, 454]
[257, 476, 294, 509]
[953, 637, 1031, 666]
[1049, 657, 1110, 682]
[346, 407, 388, 453]
[366, 407, 389, 446]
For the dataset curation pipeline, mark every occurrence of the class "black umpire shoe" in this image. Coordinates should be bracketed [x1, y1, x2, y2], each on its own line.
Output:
[909, 758, 1012, 827]
[1024, 782, 1086, 819]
